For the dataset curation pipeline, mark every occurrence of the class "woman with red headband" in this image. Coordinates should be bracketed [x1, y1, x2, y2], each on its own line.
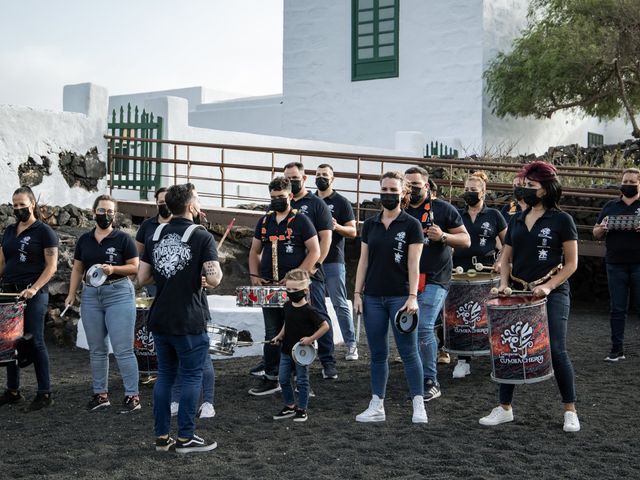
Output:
[479, 161, 581, 433]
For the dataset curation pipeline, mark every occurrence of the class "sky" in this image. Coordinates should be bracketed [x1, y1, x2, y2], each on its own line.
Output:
[0, 0, 283, 110]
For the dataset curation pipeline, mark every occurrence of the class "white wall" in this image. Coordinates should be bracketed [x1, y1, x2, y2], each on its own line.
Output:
[0, 83, 108, 208]
[281, 0, 485, 151]
[481, 0, 633, 155]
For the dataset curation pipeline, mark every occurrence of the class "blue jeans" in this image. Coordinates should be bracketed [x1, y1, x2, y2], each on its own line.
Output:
[153, 332, 209, 438]
[262, 308, 285, 379]
[605, 263, 640, 351]
[499, 286, 577, 404]
[417, 284, 448, 385]
[81, 280, 138, 396]
[279, 353, 310, 410]
[309, 269, 336, 368]
[324, 263, 356, 346]
[6, 289, 51, 393]
[362, 295, 424, 398]
[171, 355, 215, 405]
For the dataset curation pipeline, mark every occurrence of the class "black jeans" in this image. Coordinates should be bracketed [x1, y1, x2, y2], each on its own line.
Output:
[605, 263, 640, 351]
[499, 285, 576, 405]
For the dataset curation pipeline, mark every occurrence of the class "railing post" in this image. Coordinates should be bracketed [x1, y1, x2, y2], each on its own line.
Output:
[220, 148, 225, 207]
[271, 151, 275, 177]
[108, 144, 114, 196]
[187, 145, 191, 183]
[173, 144, 177, 185]
[356, 156, 361, 225]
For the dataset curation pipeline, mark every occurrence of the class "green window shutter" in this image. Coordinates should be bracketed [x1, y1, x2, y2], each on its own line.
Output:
[352, 0, 399, 81]
[587, 132, 604, 147]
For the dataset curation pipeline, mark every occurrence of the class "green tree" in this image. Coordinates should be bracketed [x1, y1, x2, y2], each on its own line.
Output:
[485, 0, 640, 138]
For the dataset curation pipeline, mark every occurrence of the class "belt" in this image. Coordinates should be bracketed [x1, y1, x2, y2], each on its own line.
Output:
[510, 264, 563, 291]
[83, 276, 130, 288]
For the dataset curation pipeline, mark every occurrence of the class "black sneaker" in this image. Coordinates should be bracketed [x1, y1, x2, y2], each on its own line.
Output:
[273, 406, 296, 420]
[175, 434, 217, 454]
[293, 408, 308, 422]
[322, 364, 338, 380]
[155, 436, 176, 452]
[424, 380, 442, 402]
[604, 351, 626, 362]
[24, 393, 53, 411]
[120, 395, 141, 413]
[87, 394, 111, 411]
[0, 390, 25, 407]
[248, 377, 281, 396]
[249, 362, 266, 377]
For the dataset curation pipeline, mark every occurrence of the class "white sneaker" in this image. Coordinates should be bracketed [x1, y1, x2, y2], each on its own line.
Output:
[199, 402, 216, 419]
[563, 411, 580, 432]
[452, 360, 471, 378]
[170, 401, 179, 417]
[411, 396, 428, 424]
[479, 406, 514, 426]
[345, 344, 359, 361]
[355, 395, 385, 423]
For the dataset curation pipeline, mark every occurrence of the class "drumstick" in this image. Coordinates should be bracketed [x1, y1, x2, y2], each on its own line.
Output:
[249, 273, 276, 283]
[236, 340, 273, 347]
[452, 266, 464, 274]
[474, 262, 493, 272]
[490, 287, 532, 296]
[0, 293, 20, 297]
[217, 218, 235, 250]
[60, 304, 71, 318]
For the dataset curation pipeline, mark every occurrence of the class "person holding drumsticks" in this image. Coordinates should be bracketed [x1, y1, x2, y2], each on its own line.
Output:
[66, 195, 140, 413]
[452, 171, 507, 378]
[479, 161, 580, 433]
[0, 186, 58, 411]
[354, 171, 427, 423]
[593, 168, 640, 362]
[248, 176, 320, 396]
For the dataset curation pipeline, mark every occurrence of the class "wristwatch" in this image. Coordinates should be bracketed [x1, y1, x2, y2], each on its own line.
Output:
[313, 261, 322, 270]
[440, 233, 448, 244]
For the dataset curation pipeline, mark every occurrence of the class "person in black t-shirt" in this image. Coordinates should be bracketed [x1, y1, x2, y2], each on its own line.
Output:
[594, 167, 640, 362]
[479, 161, 580, 434]
[315, 163, 358, 361]
[66, 195, 140, 413]
[500, 175, 526, 223]
[0, 186, 58, 411]
[284, 161, 339, 379]
[135, 187, 172, 255]
[452, 171, 507, 379]
[271, 269, 329, 422]
[248, 176, 320, 396]
[404, 166, 470, 402]
[138, 183, 221, 453]
[353, 171, 427, 424]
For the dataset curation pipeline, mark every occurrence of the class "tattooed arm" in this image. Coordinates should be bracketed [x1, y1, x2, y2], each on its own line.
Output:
[203, 260, 223, 288]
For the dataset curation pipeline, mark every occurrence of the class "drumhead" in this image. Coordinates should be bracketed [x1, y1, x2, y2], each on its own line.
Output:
[86, 264, 107, 287]
[451, 272, 500, 285]
[394, 309, 418, 334]
[486, 296, 547, 309]
[292, 342, 317, 366]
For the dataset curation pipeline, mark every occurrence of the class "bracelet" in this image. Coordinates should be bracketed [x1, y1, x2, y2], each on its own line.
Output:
[354, 291, 362, 296]
[408, 293, 417, 297]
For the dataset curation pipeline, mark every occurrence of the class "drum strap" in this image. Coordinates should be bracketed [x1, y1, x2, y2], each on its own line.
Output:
[271, 239, 279, 282]
[151, 223, 206, 242]
[420, 199, 433, 227]
[151, 223, 169, 241]
[510, 263, 563, 291]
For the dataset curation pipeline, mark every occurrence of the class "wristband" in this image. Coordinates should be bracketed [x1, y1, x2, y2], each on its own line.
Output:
[408, 293, 417, 297]
[354, 291, 362, 296]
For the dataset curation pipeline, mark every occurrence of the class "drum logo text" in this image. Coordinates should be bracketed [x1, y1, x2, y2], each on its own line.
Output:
[501, 321, 533, 358]
[455, 301, 484, 332]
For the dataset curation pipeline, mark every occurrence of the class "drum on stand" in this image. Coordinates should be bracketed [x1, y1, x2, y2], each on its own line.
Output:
[236, 286, 287, 308]
[486, 295, 553, 384]
[206, 323, 239, 356]
[0, 296, 25, 365]
[444, 273, 499, 356]
[133, 297, 157, 381]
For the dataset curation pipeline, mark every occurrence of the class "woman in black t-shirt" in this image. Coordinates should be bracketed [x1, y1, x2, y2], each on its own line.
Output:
[65, 195, 140, 413]
[478, 161, 580, 433]
[0, 186, 58, 411]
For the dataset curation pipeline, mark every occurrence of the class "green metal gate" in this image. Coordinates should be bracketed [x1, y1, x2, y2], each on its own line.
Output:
[107, 103, 163, 200]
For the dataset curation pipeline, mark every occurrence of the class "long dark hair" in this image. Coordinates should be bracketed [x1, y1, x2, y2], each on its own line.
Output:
[519, 161, 562, 210]
[13, 186, 41, 220]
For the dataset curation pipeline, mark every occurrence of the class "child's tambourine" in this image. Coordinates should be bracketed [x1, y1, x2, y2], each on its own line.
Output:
[292, 341, 317, 366]
[86, 264, 107, 287]
[394, 308, 418, 334]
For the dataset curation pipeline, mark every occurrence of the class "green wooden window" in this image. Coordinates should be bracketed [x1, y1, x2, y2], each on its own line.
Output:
[352, 0, 399, 81]
[587, 132, 604, 147]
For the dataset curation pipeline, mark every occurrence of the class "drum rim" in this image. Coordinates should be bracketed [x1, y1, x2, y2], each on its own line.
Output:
[292, 341, 316, 365]
[485, 296, 547, 309]
[450, 274, 500, 285]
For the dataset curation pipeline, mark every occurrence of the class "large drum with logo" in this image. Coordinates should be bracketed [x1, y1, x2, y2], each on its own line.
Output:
[486, 295, 553, 384]
[0, 297, 25, 365]
[134, 297, 157, 374]
[443, 273, 499, 356]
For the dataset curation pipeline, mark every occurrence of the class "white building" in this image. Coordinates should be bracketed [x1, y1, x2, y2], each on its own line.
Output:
[110, 0, 631, 156]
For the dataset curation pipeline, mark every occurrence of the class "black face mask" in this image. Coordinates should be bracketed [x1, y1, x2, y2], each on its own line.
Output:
[513, 187, 524, 201]
[520, 187, 542, 207]
[158, 204, 171, 219]
[270, 197, 289, 213]
[380, 193, 401, 210]
[620, 184, 638, 198]
[95, 213, 114, 229]
[13, 207, 31, 223]
[289, 180, 302, 195]
[462, 191, 481, 206]
[192, 209, 203, 225]
[315, 177, 331, 192]
[287, 290, 307, 303]
[410, 186, 425, 205]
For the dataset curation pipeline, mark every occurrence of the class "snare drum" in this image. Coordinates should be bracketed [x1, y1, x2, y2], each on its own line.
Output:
[443, 272, 499, 356]
[235, 286, 287, 308]
[261, 286, 287, 308]
[133, 299, 157, 374]
[0, 298, 26, 365]
[486, 296, 553, 384]
[236, 286, 264, 307]
[206, 323, 239, 356]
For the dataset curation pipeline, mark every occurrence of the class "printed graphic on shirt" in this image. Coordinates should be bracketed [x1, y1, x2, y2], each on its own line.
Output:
[393, 231, 406, 264]
[105, 247, 117, 264]
[328, 204, 335, 213]
[298, 205, 309, 215]
[285, 242, 294, 254]
[537, 228, 552, 261]
[18, 236, 31, 262]
[152, 233, 192, 279]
